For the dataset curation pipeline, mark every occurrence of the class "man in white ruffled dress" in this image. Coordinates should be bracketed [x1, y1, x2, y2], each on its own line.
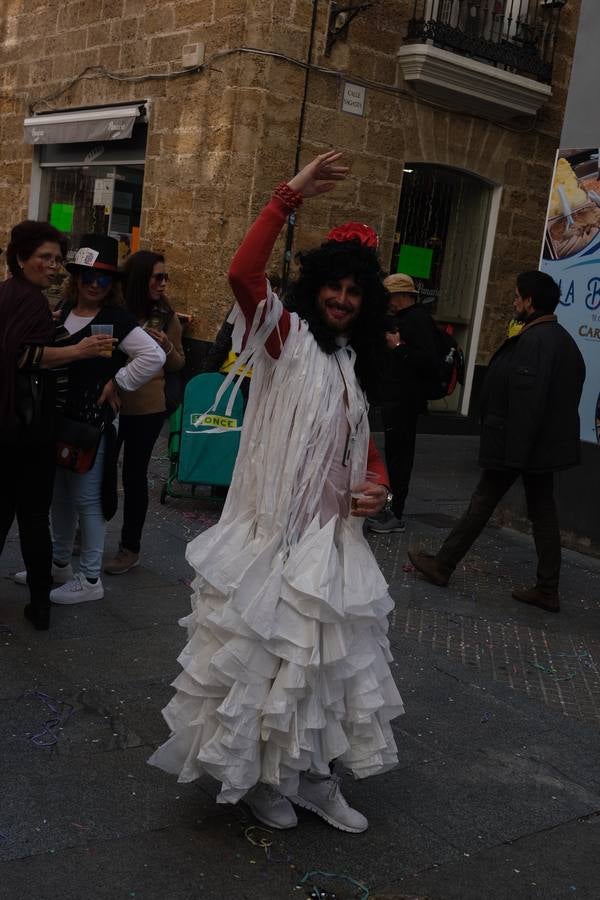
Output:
[149, 152, 405, 833]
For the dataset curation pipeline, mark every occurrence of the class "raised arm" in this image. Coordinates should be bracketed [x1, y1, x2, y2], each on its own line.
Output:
[228, 151, 349, 358]
[228, 196, 294, 356]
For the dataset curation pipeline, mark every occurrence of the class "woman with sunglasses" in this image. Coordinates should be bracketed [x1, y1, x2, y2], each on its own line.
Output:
[104, 250, 185, 575]
[43, 235, 165, 605]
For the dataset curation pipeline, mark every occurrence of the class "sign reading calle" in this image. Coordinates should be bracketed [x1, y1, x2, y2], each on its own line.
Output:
[341, 82, 366, 117]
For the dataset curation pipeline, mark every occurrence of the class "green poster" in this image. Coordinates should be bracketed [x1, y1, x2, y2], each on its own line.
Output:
[49, 202, 74, 233]
[397, 243, 433, 279]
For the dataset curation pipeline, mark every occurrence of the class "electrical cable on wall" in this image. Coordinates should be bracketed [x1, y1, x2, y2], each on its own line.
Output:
[25, 45, 543, 136]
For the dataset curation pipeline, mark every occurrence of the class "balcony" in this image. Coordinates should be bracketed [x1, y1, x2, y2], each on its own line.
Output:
[398, 1, 563, 121]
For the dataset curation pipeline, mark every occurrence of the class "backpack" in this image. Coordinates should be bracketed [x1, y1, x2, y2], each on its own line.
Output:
[426, 322, 465, 401]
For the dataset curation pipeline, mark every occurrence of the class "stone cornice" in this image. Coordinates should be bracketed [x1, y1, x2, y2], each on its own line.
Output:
[397, 43, 552, 122]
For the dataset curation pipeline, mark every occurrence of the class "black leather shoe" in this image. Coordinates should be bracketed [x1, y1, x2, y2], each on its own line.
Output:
[24, 604, 50, 631]
[408, 550, 452, 587]
[512, 586, 560, 613]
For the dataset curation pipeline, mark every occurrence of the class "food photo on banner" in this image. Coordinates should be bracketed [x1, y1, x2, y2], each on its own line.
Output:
[541, 147, 600, 444]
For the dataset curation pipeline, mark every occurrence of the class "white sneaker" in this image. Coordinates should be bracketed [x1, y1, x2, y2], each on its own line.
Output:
[50, 573, 104, 605]
[292, 774, 368, 833]
[244, 783, 298, 830]
[14, 561, 74, 586]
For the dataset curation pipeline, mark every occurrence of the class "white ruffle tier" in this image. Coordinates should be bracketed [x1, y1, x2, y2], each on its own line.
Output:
[148, 513, 404, 804]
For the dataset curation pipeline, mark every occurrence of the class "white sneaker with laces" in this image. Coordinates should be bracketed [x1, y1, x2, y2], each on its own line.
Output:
[14, 562, 74, 586]
[50, 573, 104, 605]
[244, 783, 298, 830]
[292, 773, 368, 833]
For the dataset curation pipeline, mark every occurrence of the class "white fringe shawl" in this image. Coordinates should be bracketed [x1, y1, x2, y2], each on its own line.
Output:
[203, 286, 370, 553]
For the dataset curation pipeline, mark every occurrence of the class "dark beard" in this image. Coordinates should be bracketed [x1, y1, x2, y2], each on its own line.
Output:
[300, 306, 347, 354]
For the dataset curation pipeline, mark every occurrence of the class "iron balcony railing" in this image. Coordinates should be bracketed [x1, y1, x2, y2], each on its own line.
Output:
[405, 1, 564, 83]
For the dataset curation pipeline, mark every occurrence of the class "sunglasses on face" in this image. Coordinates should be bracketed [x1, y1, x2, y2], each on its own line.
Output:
[151, 272, 169, 283]
[80, 270, 113, 289]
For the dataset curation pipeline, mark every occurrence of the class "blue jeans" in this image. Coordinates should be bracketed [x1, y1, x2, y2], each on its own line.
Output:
[51, 436, 106, 580]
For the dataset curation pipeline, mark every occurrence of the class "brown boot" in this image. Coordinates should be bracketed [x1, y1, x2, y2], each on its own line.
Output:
[408, 550, 451, 587]
[104, 546, 140, 576]
[512, 586, 560, 613]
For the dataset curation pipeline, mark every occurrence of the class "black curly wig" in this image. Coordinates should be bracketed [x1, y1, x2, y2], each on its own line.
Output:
[285, 238, 388, 391]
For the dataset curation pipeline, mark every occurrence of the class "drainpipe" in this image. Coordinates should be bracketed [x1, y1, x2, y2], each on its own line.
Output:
[282, 0, 319, 289]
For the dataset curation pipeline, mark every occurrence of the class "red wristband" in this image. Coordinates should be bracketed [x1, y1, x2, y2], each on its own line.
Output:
[273, 182, 304, 210]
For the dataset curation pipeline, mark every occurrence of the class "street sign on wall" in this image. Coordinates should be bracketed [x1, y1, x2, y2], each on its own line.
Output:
[341, 82, 366, 116]
[541, 148, 600, 443]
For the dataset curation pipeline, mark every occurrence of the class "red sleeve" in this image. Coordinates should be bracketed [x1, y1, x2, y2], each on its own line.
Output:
[228, 196, 292, 358]
[367, 437, 389, 488]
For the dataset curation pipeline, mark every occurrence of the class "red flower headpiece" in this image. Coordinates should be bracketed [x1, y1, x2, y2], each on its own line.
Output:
[325, 222, 379, 249]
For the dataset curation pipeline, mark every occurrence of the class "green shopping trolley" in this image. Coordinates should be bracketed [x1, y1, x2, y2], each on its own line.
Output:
[160, 372, 245, 503]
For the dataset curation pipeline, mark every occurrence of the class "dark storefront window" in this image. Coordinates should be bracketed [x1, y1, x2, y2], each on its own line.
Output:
[39, 164, 144, 266]
[391, 164, 492, 411]
[34, 122, 147, 268]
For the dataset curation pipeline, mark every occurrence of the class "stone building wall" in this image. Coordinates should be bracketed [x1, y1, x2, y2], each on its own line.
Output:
[0, 0, 581, 360]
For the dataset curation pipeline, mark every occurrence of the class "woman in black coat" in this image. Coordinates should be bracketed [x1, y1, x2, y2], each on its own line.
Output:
[0, 222, 111, 629]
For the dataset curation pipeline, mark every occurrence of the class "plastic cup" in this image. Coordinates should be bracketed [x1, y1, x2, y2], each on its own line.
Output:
[351, 471, 379, 511]
[91, 324, 114, 357]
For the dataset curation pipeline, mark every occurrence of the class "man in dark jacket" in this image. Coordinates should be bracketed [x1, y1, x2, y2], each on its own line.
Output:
[409, 270, 585, 612]
[368, 273, 438, 534]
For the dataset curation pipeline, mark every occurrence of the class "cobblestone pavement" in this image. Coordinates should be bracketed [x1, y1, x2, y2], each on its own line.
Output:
[3, 431, 600, 899]
[148, 431, 600, 731]
[372, 529, 600, 728]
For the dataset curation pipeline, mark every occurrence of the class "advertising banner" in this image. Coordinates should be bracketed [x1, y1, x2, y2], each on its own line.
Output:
[541, 148, 600, 443]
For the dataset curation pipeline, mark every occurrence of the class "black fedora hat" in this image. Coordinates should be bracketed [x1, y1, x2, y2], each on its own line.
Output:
[65, 234, 120, 275]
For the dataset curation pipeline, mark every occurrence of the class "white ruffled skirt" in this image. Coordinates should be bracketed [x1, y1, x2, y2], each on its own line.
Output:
[148, 513, 404, 804]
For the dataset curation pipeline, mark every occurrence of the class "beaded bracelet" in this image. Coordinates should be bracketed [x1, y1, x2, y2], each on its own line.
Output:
[273, 182, 304, 210]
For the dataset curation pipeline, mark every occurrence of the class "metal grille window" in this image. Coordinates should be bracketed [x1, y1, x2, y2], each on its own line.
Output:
[406, 0, 563, 82]
[440, 0, 454, 21]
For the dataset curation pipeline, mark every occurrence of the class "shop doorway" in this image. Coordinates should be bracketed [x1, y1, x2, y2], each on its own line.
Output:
[391, 164, 493, 413]
[29, 116, 147, 265]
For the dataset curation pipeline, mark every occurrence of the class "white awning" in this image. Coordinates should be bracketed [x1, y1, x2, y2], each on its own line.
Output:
[23, 105, 143, 145]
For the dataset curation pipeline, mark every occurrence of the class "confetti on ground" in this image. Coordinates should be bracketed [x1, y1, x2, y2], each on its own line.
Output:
[25, 690, 74, 748]
[244, 824, 273, 855]
[298, 870, 369, 900]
